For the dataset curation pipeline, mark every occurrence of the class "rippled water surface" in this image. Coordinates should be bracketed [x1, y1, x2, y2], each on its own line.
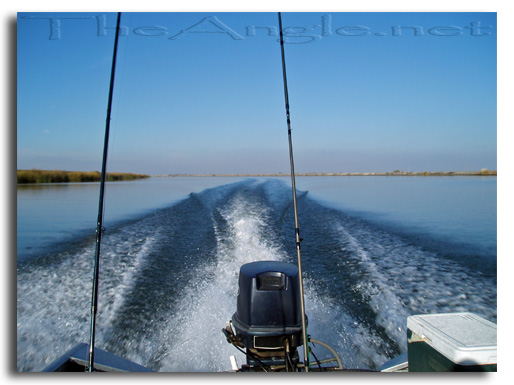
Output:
[17, 176, 497, 371]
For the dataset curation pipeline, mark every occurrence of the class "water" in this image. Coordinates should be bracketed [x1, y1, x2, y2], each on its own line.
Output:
[16, 177, 239, 261]
[16, 176, 497, 372]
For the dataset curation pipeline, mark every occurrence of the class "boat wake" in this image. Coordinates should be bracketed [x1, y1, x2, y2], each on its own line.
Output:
[16, 179, 497, 372]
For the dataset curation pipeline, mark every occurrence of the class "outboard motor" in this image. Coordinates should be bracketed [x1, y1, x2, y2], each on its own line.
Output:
[223, 261, 307, 371]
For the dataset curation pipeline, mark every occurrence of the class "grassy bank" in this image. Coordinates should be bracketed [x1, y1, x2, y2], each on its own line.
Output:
[17, 169, 150, 184]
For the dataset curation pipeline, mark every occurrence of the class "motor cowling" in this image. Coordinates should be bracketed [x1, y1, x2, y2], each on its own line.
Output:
[229, 261, 307, 368]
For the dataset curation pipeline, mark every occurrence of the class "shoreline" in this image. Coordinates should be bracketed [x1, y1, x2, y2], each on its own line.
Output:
[152, 171, 497, 177]
[17, 169, 497, 184]
[17, 169, 150, 184]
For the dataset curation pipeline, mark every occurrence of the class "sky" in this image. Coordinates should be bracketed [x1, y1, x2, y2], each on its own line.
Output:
[17, 10, 497, 175]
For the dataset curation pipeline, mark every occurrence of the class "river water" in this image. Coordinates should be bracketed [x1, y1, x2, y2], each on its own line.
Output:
[16, 176, 497, 371]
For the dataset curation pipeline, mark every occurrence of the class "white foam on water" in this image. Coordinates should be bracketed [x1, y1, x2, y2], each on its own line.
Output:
[153, 192, 289, 371]
[332, 218, 497, 357]
[17, 246, 93, 372]
[336, 223, 410, 352]
[147, 188, 395, 371]
[142, 186, 405, 371]
[18, 180, 496, 372]
[16, 224, 158, 371]
[94, 235, 155, 346]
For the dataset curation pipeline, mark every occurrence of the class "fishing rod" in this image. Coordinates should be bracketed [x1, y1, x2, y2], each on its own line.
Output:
[87, 11, 122, 372]
[277, 12, 310, 372]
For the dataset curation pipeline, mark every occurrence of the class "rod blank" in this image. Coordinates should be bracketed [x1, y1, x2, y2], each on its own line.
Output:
[278, 12, 310, 372]
[88, 11, 122, 372]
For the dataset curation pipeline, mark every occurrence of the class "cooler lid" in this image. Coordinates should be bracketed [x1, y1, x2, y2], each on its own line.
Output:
[407, 313, 497, 365]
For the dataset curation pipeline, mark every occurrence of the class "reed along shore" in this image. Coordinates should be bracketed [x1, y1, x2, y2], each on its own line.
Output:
[17, 169, 150, 184]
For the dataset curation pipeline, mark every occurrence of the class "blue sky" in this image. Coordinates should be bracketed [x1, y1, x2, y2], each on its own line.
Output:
[17, 11, 497, 175]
